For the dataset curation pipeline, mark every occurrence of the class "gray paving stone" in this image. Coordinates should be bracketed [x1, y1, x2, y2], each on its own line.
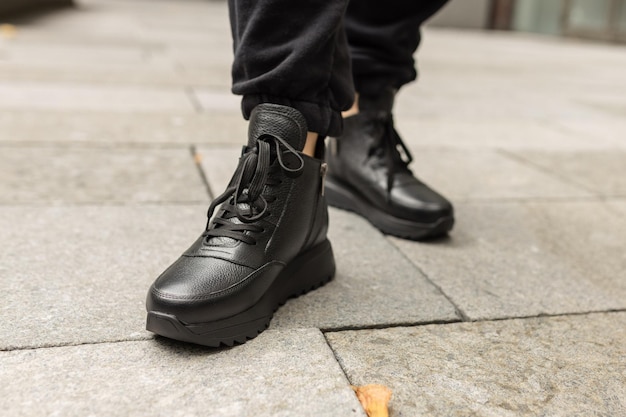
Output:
[6, 1, 144, 40]
[2, 42, 154, 66]
[0, 146, 208, 203]
[0, 81, 194, 112]
[0, 110, 246, 146]
[192, 87, 242, 112]
[197, 146, 460, 329]
[506, 150, 626, 197]
[1, 0, 228, 52]
[272, 209, 460, 329]
[395, 74, 618, 126]
[326, 312, 626, 417]
[0, 38, 232, 94]
[0, 28, 154, 49]
[136, 9, 229, 32]
[389, 201, 626, 320]
[419, 28, 626, 92]
[167, 45, 233, 67]
[0, 205, 207, 349]
[398, 28, 626, 152]
[174, 64, 232, 89]
[0, 60, 188, 86]
[0, 330, 366, 417]
[195, 146, 241, 194]
[553, 118, 626, 149]
[395, 118, 618, 151]
[143, 26, 231, 48]
[404, 148, 592, 201]
[608, 200, 626, 219]
[196, 145, 592, 204]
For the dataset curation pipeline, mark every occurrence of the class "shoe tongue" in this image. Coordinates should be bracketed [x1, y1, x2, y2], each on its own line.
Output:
[247, 104, 308, 151]
[205, 202, 252, 247]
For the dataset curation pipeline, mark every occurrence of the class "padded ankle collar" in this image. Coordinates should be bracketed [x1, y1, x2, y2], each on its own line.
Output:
[248, 103, 308, 151]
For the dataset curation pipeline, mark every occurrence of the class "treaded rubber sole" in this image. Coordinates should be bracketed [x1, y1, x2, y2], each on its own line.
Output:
[146, 239, 335, 348]
[325, 178, 454, 240]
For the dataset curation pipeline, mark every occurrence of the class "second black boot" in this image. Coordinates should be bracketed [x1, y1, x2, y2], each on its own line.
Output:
[325, 89, 454, 240]
[146, 104, 334, 347]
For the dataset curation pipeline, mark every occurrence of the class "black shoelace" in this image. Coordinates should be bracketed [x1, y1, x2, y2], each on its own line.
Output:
[369, 115, 414, 197]
[204, 135, 304, 245]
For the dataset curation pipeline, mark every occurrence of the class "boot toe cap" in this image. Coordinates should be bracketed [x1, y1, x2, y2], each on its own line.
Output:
[147, 255, 264, 323]
[390, 180, 454, 224]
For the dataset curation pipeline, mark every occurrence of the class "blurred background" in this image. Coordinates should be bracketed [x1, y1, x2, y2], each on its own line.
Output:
[434, 0, 626, 44]
[4, 0, 626, 43]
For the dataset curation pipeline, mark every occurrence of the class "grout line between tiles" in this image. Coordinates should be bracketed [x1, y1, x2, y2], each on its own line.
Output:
[385, 236, 470, 321]
[3, 310, 625, 353]
[496, 148, 601, 197]
[321, 308, 626, 335]
[184, 85, 203, 113]
[189, 144, 214, 200]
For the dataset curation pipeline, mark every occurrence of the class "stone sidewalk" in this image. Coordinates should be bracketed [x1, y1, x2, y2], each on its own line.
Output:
[1, 1, 625, 416]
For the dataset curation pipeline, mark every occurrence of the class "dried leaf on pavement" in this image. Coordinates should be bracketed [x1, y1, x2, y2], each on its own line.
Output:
[352, 384, 393, 417]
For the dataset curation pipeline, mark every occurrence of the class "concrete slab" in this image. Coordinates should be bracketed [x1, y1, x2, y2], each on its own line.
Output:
[420, 29, 626, 87]
[2, 42, 154, 66]
[396, 83, 620, 131]
[0, 147, 208, 204]
[169, 54, 232, 88]
[0, 205, 207, 349]
[0, 27, 154, 49]
[192, 87, 242, 112]
[5, 1, 143, 40]
[272, 208, 460, 329]
[175, 64, 232, 89]
[141, 25, 231, 47]
[197, 146, 460, 329]
[194, 146, 240, 194]
[0, 61, 187, 86]
[0, 81, 194, 112]
[552, 118, 626, 149]
[395, 118, 618, 151]
[326, 312, 626, 417]
[506, 150, 626, 197]
[405, 148, 592, 201]
[608, 200, 626, 219]
[167, 45, 233, 68]
[136, 11, 228, 32]
[389, 201, 626, 320]
[400, 28, 626, 152]
[0, 110, 246, 146]
[195, 145, 592, 205]
[99, 0, 231, 34]
[0, 330, 366, 417]
[0, 146, 208, 203]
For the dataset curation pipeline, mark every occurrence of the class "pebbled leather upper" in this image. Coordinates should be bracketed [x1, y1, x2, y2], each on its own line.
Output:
[147, 104, 330, 323]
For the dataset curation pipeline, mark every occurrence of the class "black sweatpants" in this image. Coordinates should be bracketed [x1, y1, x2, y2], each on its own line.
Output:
[228, 0, 448, 137]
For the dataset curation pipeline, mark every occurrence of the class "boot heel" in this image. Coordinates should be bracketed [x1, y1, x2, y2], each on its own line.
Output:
[278, 239, 335, 300]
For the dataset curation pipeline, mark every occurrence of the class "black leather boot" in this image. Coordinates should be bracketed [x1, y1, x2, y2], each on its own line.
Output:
[325, 89, 454, 240]
[146, 104, 335, 347]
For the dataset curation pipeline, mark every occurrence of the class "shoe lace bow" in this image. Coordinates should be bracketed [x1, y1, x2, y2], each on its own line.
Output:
[204, 135, 304, 245]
